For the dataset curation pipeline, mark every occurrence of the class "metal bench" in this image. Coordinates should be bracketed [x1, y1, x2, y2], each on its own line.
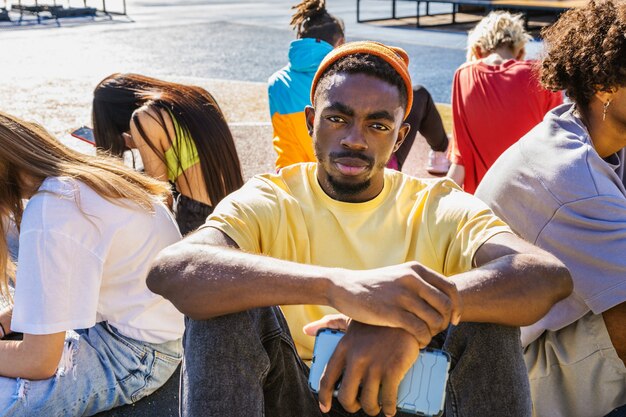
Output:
[356, 0, 586, 28]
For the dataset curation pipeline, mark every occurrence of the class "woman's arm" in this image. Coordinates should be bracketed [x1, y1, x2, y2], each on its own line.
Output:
[447, 163, 465, 187]
[0, 332, 65, 380]
[0, 307, 12, 338]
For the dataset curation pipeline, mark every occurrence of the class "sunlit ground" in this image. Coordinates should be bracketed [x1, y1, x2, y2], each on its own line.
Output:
[0, 0, 540, 178]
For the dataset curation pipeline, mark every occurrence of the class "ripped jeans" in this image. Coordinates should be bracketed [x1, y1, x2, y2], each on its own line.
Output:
[0, 322, 182, 416]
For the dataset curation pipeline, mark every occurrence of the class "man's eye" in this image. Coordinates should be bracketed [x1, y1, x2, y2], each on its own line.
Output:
[327, 116, 346, 123]
[371, 123, 389, 131]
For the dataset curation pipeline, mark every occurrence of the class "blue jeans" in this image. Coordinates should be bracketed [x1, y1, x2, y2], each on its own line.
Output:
[0, 322, 182, 416]
[181, 306, 531, 417]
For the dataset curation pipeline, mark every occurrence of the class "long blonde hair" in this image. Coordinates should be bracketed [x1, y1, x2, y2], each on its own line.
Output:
[0, 111, 171, 297]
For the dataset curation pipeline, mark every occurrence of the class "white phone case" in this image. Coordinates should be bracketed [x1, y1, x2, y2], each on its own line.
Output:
[308, 328, 450, 417]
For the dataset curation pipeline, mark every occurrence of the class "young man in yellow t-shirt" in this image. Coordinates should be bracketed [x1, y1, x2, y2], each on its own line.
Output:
[148, 41, 573, 417]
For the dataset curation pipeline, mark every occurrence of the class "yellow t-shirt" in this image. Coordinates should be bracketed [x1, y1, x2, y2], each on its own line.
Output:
[205, 163, 511, 360]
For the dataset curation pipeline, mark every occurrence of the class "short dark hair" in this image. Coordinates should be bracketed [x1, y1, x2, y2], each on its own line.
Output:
[313, 53, 409, 109]
[540, 0, 626, 108]
[291, 0, 344, 46]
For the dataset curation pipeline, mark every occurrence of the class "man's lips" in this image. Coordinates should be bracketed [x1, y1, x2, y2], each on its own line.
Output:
[333, 157, 371, 176]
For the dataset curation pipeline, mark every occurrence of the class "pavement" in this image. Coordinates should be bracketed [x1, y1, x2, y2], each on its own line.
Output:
[0, 0, 550, 179]
[0, 2, 549, 416]
[0, 1, 547, 178]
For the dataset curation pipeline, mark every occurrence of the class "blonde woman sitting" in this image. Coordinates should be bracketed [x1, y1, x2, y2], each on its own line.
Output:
[0, 112, 183, 416]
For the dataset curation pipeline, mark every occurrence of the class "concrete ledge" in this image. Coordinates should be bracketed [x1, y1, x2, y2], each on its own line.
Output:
[93, 366, 180, 417]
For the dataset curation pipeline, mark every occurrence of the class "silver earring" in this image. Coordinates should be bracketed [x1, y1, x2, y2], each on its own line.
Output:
[603, 100, 611, 121]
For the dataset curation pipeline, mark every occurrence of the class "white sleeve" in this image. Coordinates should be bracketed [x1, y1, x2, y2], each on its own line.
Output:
[12, 229, 104, 335]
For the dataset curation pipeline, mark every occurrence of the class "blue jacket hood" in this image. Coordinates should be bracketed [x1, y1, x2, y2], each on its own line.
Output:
[288, 38, 334, 73]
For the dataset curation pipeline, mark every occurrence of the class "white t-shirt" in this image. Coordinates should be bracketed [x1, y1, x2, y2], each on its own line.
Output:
[12, 177, 184, 344]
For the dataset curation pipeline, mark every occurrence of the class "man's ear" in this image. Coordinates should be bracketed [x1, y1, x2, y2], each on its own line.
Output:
[393, 122, 411, 153]
[304, 105, 316, 137]
[515, 46, 526, 61]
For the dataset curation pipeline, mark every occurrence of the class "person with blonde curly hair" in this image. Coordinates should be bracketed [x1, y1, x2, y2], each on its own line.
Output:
[447, 11, 562, 193]
[477, 1, 626, 415]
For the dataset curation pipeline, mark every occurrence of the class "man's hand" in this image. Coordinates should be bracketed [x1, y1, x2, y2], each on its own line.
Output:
[329, 262, 461, 347]
[318, 322, 420, 416]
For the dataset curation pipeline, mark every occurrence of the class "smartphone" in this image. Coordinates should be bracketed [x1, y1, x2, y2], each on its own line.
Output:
[71, 126, 96, 146]
[308, 328, 450, 417]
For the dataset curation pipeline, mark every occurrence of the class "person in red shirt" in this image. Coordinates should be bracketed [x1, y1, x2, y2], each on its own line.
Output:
[447, 11, 563, 194]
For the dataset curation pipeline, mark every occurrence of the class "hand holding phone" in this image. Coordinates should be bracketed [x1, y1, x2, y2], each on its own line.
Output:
[309, 327, 450, 417]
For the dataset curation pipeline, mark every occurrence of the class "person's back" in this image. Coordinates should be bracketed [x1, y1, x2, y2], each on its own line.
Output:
[476, 2, 626, 415]
[268, 0, 344, 170]
[448, 11, 562, 193]
[17, 176, 182, 343]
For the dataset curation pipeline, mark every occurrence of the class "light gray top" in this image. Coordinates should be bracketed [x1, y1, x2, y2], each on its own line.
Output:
[476, 103, 626, 346]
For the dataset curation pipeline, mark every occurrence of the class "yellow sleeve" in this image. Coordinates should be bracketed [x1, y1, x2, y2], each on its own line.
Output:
[425, 180, 512, 275]
[271, 112, 316, 170]
[204, 178, 282, 254]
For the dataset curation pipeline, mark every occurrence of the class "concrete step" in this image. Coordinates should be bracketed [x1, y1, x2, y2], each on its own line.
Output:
[93, 365, 180, 417]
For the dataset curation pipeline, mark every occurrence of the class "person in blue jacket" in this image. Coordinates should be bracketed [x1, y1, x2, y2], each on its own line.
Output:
[268, 0, 344, 170]
[268, 0, 450, 174]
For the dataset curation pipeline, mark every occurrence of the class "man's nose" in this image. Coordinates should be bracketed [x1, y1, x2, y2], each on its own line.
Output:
[340, 125, 367, 150]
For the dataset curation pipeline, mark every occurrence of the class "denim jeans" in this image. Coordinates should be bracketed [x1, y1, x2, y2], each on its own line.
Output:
[0, 322, 182, 416]
[175, 194, 214, 236]
[181, 306, 531, 417]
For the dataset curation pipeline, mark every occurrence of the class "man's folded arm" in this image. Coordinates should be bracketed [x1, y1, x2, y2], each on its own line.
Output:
[146, 226, 461, 345]
[455, 231, 573, 326]
[146, 226, 333, 320]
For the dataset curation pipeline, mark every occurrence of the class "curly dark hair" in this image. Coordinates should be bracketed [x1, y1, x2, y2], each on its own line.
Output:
[314, 53, 408, 109]
[540, 0, 626, 108]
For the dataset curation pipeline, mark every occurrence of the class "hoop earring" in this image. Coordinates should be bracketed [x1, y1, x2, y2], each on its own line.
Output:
[603, 100, 611, 121]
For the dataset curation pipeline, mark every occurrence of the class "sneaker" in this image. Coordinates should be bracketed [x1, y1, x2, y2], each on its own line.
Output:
[427, 150, 450, 175]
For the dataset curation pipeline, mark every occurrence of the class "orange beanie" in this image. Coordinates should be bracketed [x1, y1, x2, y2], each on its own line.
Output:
[310, 41, 413, 120]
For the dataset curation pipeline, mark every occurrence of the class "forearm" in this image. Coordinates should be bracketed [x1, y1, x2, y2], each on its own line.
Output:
[455, 252, 572, 326]
[0, 333, 64, 379]
[147, 241, 336, 320]
[0, 307, 12, 337]
[447, 163, 465, 187]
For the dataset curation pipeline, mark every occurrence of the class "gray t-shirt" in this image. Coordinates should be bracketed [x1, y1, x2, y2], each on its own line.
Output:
[476, 103, 626, 346]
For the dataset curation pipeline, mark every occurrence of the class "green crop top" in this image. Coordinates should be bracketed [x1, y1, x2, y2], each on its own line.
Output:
[163, 111, 200, 182]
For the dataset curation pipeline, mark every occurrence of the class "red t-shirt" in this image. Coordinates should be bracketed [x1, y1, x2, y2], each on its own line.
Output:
[449, 59, 563, 194]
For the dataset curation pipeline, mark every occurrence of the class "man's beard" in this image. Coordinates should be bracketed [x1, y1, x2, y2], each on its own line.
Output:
[326, 174, 372, 196]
